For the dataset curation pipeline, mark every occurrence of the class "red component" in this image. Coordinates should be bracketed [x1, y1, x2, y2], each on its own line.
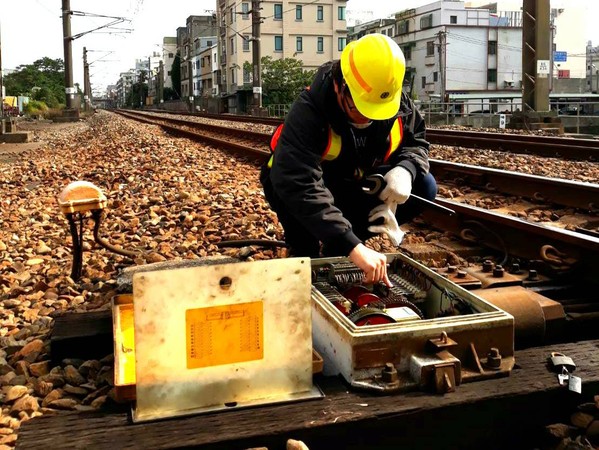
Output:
[343, 286, 370, 302]
[356, 293, 381, 308]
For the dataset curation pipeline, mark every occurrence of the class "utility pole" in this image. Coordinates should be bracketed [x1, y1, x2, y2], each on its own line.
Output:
[437, 30, 447, 106]
[158, 60, 164, 105]
[251, 0, 262, 113]
[522, 0, 550, 112]
[0, 22, 4, 119]
[83, 47, 90, 112]
[62, 0, 78, 118]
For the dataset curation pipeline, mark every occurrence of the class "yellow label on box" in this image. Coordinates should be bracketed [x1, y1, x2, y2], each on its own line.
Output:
[117, 303, 137, 385]
[186, 301, 264, 369]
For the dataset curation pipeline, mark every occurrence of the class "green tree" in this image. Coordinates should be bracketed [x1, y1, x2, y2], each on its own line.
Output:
[244, 57, 315, 106]
[162, 87, 178, 101]
[4, 57, 65, 107]
[125, 82, 148, 108]
[170, 52, 181, 98]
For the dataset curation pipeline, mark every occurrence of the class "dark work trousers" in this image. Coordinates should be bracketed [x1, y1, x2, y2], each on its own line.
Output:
[267, 173, 437, 258]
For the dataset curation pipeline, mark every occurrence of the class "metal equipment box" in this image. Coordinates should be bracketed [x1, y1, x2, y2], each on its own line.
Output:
[310, 253, 515, 393]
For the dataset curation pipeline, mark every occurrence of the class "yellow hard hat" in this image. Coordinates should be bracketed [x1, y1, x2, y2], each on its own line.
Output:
[340, 34, 406, 120]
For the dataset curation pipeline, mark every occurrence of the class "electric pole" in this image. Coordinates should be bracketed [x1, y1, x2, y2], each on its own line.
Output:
[62, 0, 77, 116]
[437, 30, 447, 105]
[251, 0, 262, 113]
[158, 60, 164, 105]
[0, 22, 4, 119]
[522, 0, 550, 112]
[83, 47, 90, 112]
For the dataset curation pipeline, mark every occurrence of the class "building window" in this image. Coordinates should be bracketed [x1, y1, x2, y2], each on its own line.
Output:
[427, 41, 435, 56]
[243, 35, 250, 51]
[317, 36, 324, 53]
[241, 2, 249, 19]
[317, 5, 324, 21]
[488, 41, 497, 55]
[168, 52, 174, 58]
[487, 69, 497, 83]
[207, 40, 212, 46]
[450, 15, 457, 24]
[397, 20, 409, 35]
[243, 67, 251, 83]
[275, 35, 283, 52]
[296, 5, 302, 20]
[338, 6, 345, 21]
[402, 45, 412, 60]
[433, 72, 438, 82]
[274, 3, 283, 20]
[296, 36, 303, 52]
[230, 6, 236, 23]
[230, 67, 236, 85]
[420, 14, 433, 29]
[230, 37, 235, 54]
[422, 76, 426, 89]
[338, 37, 346, 51]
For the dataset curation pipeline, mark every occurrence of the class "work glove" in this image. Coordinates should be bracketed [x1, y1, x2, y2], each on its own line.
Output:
[367, 203, 405, 247]
[379, 166, 413, 205]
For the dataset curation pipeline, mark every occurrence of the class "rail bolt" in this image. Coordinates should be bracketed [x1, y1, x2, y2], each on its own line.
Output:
[485, 348, 502, 370]
[381, 363, 399, 384]
[482, 260, 494, 273]
[527, 269, 539, 281]
[492, 265, 505, 278]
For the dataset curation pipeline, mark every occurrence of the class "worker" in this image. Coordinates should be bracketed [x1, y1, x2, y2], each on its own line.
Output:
[260, 34, 435, 286]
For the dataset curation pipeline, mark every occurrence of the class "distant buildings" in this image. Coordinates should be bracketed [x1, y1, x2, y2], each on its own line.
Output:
[111, 0, 593, 111]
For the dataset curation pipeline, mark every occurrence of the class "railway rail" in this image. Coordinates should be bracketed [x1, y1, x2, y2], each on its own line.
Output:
[142, 109, 599, 160]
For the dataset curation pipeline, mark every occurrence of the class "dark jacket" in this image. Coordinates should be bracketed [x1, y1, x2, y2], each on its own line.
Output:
[261, 61, 430, 256]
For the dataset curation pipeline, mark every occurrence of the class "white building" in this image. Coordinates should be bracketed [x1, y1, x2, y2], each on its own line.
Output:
[389, 1, 521, 110]
[162, 37, 177, 90]
[467, 1, 588, 80]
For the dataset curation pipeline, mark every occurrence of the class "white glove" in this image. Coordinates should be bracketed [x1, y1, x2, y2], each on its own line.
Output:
[368, 203, 405, 247]
[379, 166, 412, 205]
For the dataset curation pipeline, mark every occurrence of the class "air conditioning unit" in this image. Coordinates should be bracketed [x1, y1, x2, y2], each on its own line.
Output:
[504, 80, 515, 88]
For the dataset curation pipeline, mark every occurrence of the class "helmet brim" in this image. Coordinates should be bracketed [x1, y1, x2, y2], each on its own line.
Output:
[351, 88, 402, 121]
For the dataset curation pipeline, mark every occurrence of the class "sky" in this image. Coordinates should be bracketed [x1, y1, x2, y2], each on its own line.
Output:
[1, 0, 599, 95]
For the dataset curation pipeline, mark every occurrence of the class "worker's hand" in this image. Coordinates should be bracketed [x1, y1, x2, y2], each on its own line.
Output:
[367, 204, 405, 247]
[380, 166, 412, 205]
[349, 243, 393, 287]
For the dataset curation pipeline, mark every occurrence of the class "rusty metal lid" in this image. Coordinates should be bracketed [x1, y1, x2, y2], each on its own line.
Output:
[57, 180, 107, 214]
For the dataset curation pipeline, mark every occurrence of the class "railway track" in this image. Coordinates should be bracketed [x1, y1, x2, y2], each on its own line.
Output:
[11, 110, 599, 450]
[142, 109, 599, 160]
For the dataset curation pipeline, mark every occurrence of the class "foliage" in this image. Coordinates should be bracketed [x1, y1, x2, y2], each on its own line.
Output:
[243, 57, 315, 106]
[24, 100, 49, 117]
[125, 82, 148, 108]
[171, 52, 182, 98]
[162, 87, 178, 101]
[4, 57, 65, 107]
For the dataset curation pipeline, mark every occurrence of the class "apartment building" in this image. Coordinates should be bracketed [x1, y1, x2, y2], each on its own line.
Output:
[116, 71, 135, 107]
[217, 0, 348, 113]
[198, 44, 219, 97]
[178, 15, 219, 99]
[348, 1, 522, 109]
[162, 37, 177, 90]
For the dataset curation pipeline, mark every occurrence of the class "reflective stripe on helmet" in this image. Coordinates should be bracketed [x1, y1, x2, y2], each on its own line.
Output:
[383, 118, 403, 163]
[348, 48, 372, 94]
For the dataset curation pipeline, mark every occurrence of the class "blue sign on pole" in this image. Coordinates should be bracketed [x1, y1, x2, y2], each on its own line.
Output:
[554, 51, 567, 62]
